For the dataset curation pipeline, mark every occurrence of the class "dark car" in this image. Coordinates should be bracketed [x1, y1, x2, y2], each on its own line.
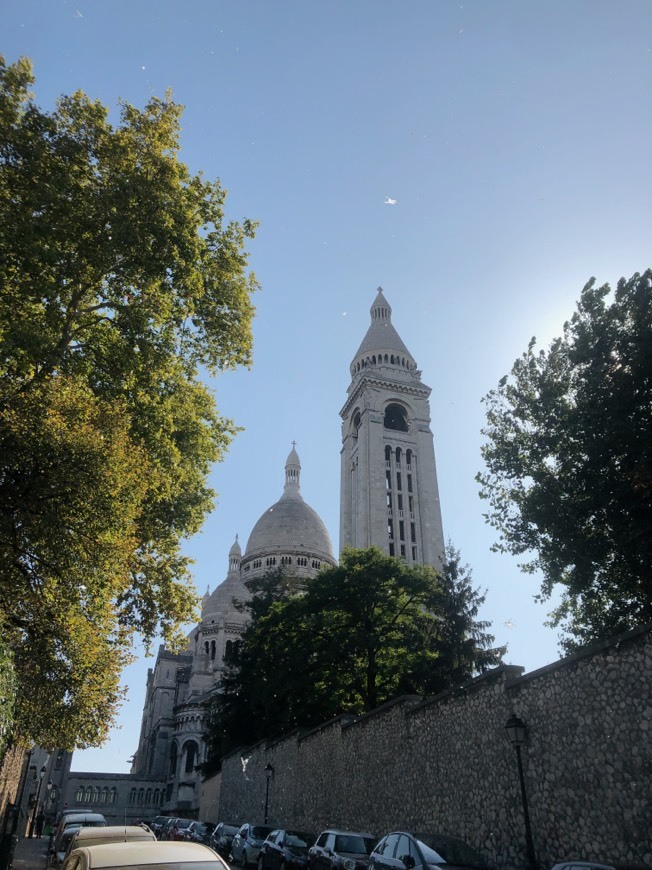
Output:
[310, 830, 376, 870]
[259, 829, 316, 870]
[369, 832, 488, 870]
[167, 819, 195, 841]
[211, 823, 240, 858]
[231, 824, 274, 867]
[184, 821, 219, 846]
[149, 816, 169, 838]
[158, 818, 182, 840]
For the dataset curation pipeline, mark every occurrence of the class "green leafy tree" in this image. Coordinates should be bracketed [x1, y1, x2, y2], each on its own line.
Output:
[204, 547, 504, 768]
[0, 56, 258, 747]
[478, 270, 652, 651]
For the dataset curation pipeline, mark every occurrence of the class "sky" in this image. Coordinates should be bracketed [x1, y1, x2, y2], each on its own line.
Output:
[3, 0, 650, 773]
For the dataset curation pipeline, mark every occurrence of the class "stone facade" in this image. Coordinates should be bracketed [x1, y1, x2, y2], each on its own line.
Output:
[216, 624, 652, 870]
[340, 288, 445, 567]
[126, 447, 337, 816]
[61, 772, 165, 826]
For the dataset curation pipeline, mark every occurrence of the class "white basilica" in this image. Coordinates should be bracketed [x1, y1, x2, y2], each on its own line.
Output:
[128, 287, 445, 815]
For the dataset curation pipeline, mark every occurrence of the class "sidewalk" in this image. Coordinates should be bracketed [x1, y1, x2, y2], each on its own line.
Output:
[11, 835, 49, 870]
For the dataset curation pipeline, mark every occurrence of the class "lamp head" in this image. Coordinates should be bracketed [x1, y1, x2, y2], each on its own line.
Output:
[505, 713, 528, 746]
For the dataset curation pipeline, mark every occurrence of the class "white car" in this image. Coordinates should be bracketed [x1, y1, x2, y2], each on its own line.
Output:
[64, 825, 156, 861]
[60, 840, 229, 870]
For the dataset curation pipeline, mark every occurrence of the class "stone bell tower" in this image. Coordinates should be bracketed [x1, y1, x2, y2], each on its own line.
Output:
[339, 287, 445, 567]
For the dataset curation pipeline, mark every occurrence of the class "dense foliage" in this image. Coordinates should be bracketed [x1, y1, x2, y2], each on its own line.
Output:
[203, 546, 505, 770]
[478, 270, 652, 650]
[0, 56, 258, 747]
[0, 627, 15, 760]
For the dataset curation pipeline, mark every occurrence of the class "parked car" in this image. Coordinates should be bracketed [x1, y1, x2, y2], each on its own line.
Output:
[51, 814, 107, 866]
[231, 824, 274, 867]
[55, 826, 85, 867]
[53, 813, 107, 846]
[148, 816, 169, 838]
[369, 832, 488, 870]
[259, 829, 316, 870]
[211, 822, 240, 858]
[158, 818, 182, 840]
[551, 863, 616, 870]
[64, 825, 156, 861]
[309, 830, 376, 870]
[185, 821, 219, 846]
[59, 840, 229, 870]
[167, 819, 196, 841]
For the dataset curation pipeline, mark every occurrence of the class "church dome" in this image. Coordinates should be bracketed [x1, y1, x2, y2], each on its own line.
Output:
[242, 445, 335, 572]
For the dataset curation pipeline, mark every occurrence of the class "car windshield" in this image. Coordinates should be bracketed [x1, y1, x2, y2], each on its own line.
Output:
[285, 833, 313, 853]
[415, 835, 486, 869]
[176, 821, 193, 829]
[221, 826, 239, 836]
[335, 836, 375, 855]
[251, 827, 273, 840]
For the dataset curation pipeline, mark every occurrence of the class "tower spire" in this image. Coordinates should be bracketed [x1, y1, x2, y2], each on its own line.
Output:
[340, 287, 444, 568]
[284, 442, 301, 496]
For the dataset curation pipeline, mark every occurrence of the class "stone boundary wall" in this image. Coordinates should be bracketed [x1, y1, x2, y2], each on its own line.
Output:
[217, 625, 651, 870]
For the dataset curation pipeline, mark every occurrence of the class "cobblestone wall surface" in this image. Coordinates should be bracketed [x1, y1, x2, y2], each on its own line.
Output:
[218, 625, 651, 870]
[0, 743, 25, 832]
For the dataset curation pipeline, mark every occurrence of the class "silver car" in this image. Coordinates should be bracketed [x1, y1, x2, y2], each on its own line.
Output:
[231, 824, 274, 868]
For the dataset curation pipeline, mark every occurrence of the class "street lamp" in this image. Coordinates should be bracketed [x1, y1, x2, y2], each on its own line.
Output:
[263, 763, 274, 825]
[505, 714, 537, 870]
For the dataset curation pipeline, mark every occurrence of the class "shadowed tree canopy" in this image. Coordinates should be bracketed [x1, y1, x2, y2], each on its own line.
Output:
[203, 546, 505, 770]
[478, 270, 652, 651]
[0, 56, 258, 748]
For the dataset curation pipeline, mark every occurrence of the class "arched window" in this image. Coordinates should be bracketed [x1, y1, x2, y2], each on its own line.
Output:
[100, 787, 108, 804]
[153, 788, 160, 805]
[84, 787, 93, 803]
[184, 741, 198, 773]
[406, 449, 412, 468]
[75, 786, 84, 802]
[138, 788, 144, 805]
[169, 743, 178, 777]
[384, 403, 409, 432]
[109, 787, 117, 804]
[211, 640, 216, 661]
[129, 787, 136, 805]
[396, 447, 402, 464]
[385, 445, 391, 463]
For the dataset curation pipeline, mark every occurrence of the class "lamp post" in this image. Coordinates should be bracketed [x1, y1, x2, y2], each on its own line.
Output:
[263, 763, 274, 825]
[505, 714, 537, 870]
[28, 764, 48, 838]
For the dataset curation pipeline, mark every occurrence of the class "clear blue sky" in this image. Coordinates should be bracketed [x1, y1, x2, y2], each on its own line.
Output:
[3, 0, 650, 773]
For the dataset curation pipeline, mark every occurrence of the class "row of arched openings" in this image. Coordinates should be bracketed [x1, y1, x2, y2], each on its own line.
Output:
[75, 786, 118, 804]
[128, 787, 162, 805]
[351, 353, 415, 375]
[385, 446, 413, 466]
